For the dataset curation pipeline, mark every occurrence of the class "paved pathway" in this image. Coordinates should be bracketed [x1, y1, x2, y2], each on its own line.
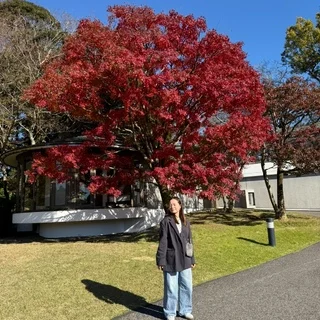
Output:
[115, 242, 320, 320]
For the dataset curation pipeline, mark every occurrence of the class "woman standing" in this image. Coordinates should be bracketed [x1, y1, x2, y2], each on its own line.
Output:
[156, 197, 195, 320]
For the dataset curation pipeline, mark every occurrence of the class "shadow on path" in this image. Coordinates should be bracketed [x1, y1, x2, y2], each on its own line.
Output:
[81, 279, 163, 319]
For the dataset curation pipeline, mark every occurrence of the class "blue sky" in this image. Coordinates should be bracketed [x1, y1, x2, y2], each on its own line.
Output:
[32, 0, 320, 68]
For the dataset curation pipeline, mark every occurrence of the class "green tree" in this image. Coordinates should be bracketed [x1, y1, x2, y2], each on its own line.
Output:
[282, 13, 320, 82]
[0, 0, 69, 150]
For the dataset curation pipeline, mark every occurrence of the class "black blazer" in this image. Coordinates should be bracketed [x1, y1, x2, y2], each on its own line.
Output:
[156, 215, 195, 272]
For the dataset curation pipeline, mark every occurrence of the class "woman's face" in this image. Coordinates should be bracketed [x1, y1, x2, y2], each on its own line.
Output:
[169, 199, 181, 216]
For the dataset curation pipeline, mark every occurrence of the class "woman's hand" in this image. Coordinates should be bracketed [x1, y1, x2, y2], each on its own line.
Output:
[158, 265, 164, 270]
[191, 264, 196, 268]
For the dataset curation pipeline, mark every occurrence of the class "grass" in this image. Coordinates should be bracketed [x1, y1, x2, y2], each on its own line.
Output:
[0, 209, 319, 320]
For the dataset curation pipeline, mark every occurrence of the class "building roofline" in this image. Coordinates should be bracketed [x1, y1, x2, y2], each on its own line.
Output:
[1, 137, 138, 168]
[1, 141, 82, 167]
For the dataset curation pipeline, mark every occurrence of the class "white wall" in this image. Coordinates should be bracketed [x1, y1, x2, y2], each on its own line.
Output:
[239, 174, 320, 211]
[13, 207, 165, 238]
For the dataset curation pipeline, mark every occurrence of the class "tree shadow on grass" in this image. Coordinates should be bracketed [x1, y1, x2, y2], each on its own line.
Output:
[0, 232, 44, 244]
[189, 209, 275, 227]
[84, 227, 159, 244]
[0, 227, 160, 244]
[81, 279, 164, 319]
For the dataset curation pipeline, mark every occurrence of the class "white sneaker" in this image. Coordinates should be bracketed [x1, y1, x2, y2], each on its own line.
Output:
[183, 313, 194, 320]
[166, 316, 175, 320]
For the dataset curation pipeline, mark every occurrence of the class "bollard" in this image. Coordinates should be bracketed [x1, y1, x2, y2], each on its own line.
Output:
[266, 218, 276, 246]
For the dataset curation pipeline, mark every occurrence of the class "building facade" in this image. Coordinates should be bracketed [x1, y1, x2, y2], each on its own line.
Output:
[1, 143, 207, 238]
[233, 163, 320, 211]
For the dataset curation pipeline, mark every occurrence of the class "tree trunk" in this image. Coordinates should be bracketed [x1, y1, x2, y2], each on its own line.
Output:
[16, 161, 25, 212]
[222, 197, 227, 211]
[261, 152, 278, 214]
[157, 183, 173, 214]
[1, 166, 9, 201]
[3, 179, 9, 201]
[227, 197, 234, 212]
[276, 167, 287, 220]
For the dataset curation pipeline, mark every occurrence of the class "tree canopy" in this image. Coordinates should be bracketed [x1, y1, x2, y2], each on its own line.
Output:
[282, 13, 320, 82]
[261, 71, 320, 219]
[24, 5, 269, 204]
[0, 0, 68, 150]
[263, 76, 320, 173]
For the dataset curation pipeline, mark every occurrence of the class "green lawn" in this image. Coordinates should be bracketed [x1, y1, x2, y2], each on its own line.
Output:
[1, 210, 319, 320]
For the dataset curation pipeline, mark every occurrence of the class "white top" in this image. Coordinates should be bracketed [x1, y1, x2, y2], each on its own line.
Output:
[176, 219, 182, 233]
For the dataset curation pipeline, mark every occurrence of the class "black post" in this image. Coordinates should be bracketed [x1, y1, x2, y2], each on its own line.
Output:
[266, 218, 276, 247]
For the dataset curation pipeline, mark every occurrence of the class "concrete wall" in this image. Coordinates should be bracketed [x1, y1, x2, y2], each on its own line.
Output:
[13, 207, 165, 238]
[239, 174, 320, 211]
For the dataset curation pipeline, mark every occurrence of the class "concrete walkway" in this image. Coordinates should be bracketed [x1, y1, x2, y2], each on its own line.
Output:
[115, 242, 320, 320]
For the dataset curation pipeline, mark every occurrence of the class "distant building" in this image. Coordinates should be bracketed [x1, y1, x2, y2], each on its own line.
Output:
[232, 162, 320, 211]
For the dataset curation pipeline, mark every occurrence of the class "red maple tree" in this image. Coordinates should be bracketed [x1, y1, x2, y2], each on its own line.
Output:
[24, 5, 269, 206]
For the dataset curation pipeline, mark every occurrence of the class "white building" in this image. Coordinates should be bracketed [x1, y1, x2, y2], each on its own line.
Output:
[233, 163, 320, 211]
[1, 143, 206, 238]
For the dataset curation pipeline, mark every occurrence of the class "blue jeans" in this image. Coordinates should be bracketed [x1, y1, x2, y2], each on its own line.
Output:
[163, 268, 193, 317]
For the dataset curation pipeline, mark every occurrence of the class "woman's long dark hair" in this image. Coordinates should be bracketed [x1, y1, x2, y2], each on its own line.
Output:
[169, 196, 186, 226]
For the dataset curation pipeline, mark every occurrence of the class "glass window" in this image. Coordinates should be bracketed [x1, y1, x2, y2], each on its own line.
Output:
[23, 160, 33, 211]
[248, 192, 255, 206]
[36, 176, 46, 208]
[55, 182, 66, 206]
